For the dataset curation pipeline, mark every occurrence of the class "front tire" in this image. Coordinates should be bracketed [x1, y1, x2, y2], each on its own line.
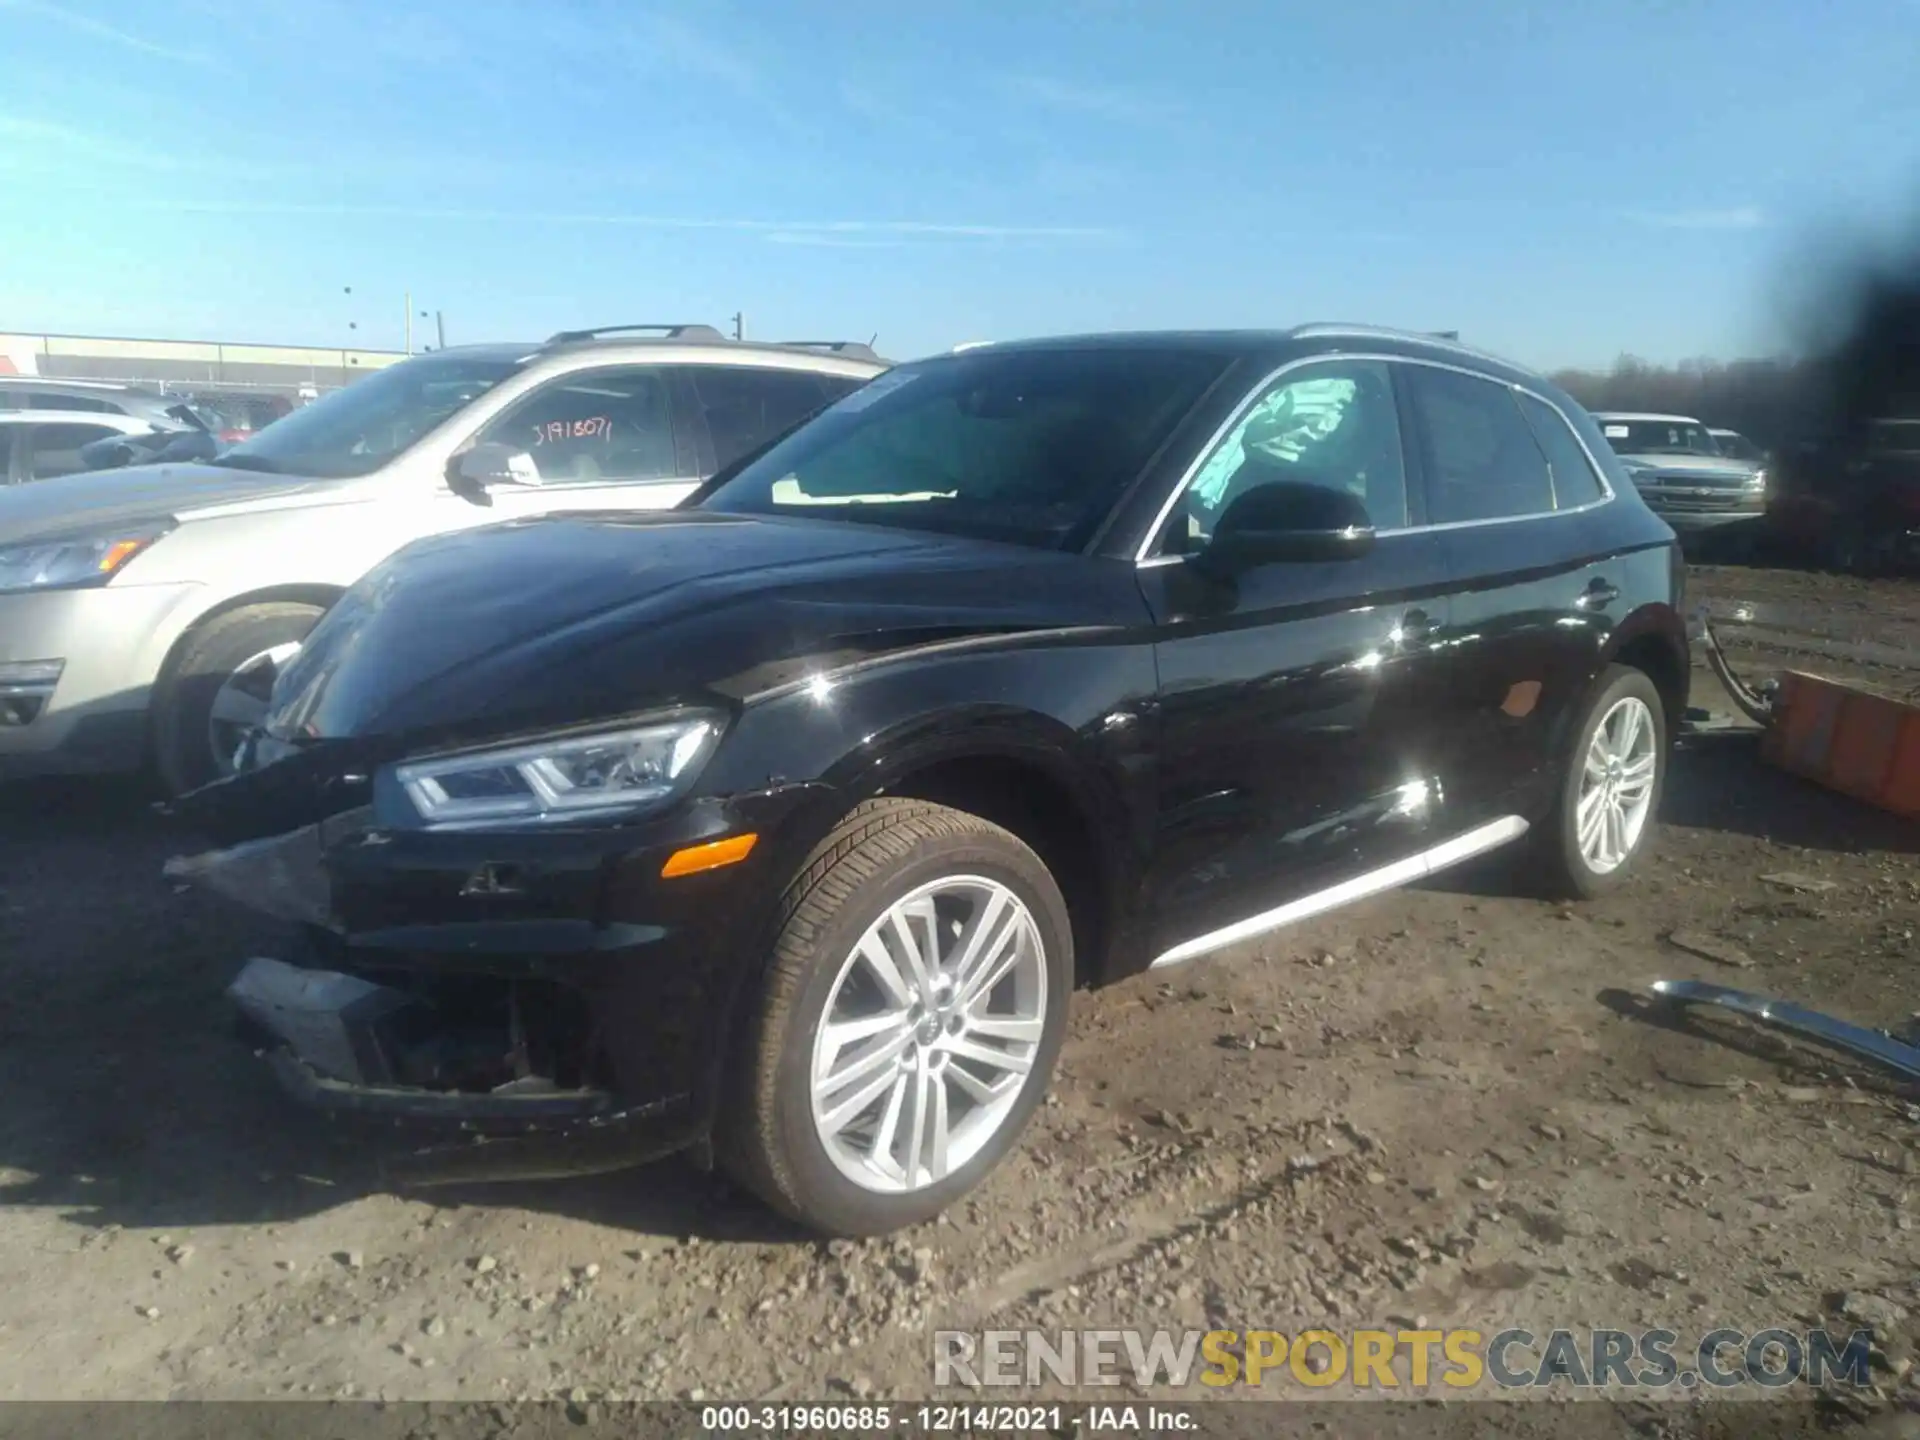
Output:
[153, 602, 323, 797]
[1533, 665, 1668, 900]
[719, 799, 1073, 1236]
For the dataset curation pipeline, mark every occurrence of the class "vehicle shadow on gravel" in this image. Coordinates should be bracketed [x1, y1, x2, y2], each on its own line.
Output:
[0, 778, 800, 1244]
[1659, 729, 1920, 855]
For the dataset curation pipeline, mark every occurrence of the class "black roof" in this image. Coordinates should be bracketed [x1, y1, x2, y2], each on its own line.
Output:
[936, 325, 1540, 387]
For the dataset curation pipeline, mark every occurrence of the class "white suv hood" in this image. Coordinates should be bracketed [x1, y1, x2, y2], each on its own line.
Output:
[0, 462, 359, 545]
[1615, 453, 1758, 481]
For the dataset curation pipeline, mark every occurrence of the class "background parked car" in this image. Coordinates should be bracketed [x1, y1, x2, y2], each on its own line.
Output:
[0, 325, 885, 795]
[1707, 426, 1768, 464]
[0, 377, 211, 431]
[0, 410, 180, 484]
[1766, 416, 1920, 574]
[1591, 410, 1766, 537]
[189, 393, 296, 444]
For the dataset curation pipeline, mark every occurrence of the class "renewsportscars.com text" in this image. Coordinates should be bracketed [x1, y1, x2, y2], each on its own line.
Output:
[934, 1327, 1875, 1391]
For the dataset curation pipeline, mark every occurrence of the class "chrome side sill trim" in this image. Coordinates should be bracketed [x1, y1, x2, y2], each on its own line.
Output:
[1649, 980, 1920, 1081]
[1149, 814, 1529, 969]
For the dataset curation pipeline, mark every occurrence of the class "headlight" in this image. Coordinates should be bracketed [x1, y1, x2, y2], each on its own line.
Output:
[393, 714, 723, 828]
[0, 522, 173, 594]
[1745, 468, 1768, 490]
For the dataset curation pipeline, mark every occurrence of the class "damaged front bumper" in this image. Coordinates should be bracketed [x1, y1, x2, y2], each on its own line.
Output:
[227, 957, 687, 1186]
[227, 955, 616, 1123]
[168, 770, 833, 1183]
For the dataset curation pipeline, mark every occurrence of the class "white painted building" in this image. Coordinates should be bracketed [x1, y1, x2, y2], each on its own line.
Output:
[0, 330, 407, 399]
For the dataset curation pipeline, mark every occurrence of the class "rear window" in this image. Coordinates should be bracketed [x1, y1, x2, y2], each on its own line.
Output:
[26, 391, 115, 413]
[698, 347, 1230, 550]
[1517, 393, 1607, 506]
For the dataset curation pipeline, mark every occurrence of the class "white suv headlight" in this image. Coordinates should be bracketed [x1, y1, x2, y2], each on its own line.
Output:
[394, 714, 722, 828]
[0, 521, 173, 594]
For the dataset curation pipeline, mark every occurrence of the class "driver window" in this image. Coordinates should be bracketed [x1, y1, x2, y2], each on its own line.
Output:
[477, 367, 678, 484]
[1168, 360, 1407, 553]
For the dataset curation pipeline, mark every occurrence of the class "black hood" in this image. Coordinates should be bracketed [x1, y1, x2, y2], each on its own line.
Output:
[264, 509, 1127, 749]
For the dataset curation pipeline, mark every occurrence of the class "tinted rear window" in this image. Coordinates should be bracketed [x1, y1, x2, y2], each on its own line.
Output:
[1517, 393, 1607, 506]
[1405, 367, 1556, 522]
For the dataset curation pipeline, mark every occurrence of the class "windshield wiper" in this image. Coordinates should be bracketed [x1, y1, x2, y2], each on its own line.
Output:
[205, 453, 281, 473]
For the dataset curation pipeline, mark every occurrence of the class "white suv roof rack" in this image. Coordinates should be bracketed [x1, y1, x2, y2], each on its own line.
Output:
[544, 323, 727, 345]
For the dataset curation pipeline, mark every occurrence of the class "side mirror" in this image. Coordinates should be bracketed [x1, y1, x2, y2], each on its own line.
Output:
[448, 442, 540, 503]
[79, 437, 132, 471]
[1190, 480, 1376, 577]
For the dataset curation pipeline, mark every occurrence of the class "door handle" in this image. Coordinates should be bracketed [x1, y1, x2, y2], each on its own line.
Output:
[1576, 578, 1621, 610]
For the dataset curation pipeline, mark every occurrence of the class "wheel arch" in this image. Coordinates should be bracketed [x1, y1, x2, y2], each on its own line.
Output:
[871, 750, 1120, 990]
[1601, 603, 1689, 737]
[148, 583, 346, 756]
[798, 709, 1135, 989]
[152, 583, 345, 691]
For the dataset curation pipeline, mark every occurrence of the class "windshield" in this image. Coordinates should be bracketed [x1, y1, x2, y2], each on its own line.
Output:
[695, 346, 1230, 549]
[1596, 419, 1721, 457]
[211, 352, 525, 477]
[1710, 430, 1763, 462]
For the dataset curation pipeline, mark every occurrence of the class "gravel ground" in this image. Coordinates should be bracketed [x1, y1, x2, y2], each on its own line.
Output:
[1, 562, 1915, 1434]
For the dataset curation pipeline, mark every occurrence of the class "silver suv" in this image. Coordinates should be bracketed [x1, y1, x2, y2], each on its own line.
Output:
[0, 325, 885, 794]
[0, 377, 211, 431]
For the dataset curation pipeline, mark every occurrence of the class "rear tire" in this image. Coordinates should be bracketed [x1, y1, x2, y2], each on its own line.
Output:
[718, 798, 1072, 1236]
[153, 602, 323, 797]
[1531, 664, 1668, 900]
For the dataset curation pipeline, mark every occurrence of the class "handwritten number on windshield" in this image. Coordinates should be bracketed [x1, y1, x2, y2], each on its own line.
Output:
[531, 416, 613, 446]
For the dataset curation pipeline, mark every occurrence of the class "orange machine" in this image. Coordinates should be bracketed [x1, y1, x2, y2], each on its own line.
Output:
[1759, 669, 1920, 820]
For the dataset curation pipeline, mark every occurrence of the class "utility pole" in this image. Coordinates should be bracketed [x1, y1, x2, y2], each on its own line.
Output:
[436, 311, 446, 349]
[732, 311, 744, 341]
[404, 291, 413, 355]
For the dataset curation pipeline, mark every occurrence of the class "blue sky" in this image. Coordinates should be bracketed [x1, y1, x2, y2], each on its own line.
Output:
[2, 0, 1918, 369]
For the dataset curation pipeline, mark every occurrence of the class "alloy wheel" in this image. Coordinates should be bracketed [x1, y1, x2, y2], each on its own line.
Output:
[1577, 695, 1658, 875]
[206, 641, 302, 776]
[809, 875, 1047, 1194]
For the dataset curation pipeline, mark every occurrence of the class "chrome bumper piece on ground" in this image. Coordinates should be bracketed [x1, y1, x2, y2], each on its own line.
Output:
[1651, 978, 1920, 1081]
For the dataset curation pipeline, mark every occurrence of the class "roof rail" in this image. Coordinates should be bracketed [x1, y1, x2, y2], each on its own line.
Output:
[544, 324, 726, 345]
[1291, 322, 1451, 343]
[1289, 322, 1511, 365]
[777, 340, 882, 362]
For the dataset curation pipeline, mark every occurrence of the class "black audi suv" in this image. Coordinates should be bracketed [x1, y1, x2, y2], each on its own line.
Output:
[170, 325, 1688, 1236]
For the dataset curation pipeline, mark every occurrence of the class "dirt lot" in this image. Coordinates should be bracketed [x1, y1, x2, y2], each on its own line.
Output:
[1, 563, 1916, 1432]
